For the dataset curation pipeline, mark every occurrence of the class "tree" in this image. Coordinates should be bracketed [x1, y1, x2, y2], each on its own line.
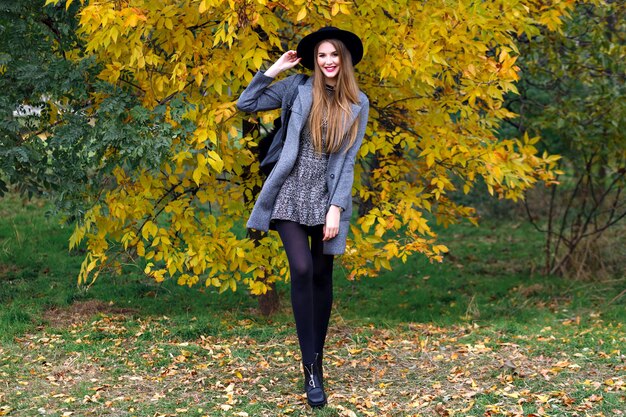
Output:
[0, 0, 179, 220]
[0, 0, 88, 199]
[5, 0, 574, 300]
[505, 1, 626, 277]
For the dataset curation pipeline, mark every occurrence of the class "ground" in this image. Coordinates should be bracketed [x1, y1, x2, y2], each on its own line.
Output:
[1, 301, 625, 416]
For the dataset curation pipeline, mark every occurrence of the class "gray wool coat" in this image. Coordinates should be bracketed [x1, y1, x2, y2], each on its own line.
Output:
[237, 71, 369, 255]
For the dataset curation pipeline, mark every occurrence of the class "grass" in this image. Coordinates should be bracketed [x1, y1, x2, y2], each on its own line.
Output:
[0, 194, 625, 416]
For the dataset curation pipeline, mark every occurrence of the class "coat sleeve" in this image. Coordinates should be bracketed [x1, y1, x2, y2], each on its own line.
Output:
[330, 95, 370, 211]
[236, 71, 298, 113]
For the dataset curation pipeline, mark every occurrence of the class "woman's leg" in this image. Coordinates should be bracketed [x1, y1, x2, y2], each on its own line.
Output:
[309, 226, 334, 357]
[275, 220, 316, 365]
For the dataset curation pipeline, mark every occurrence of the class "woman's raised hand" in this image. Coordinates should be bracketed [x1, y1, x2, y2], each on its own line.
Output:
[265, 50, 302, 78]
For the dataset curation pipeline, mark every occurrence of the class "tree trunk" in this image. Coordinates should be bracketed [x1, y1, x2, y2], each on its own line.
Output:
[257, 282, 281, 316]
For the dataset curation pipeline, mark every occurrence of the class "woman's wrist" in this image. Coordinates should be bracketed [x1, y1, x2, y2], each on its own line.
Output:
[264, 64, 281, 78]
[264, 51, 299, 78]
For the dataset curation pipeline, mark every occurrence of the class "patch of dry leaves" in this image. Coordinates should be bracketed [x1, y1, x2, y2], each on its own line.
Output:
[1, 311, 625, 416]
[42, 300, 137, 328]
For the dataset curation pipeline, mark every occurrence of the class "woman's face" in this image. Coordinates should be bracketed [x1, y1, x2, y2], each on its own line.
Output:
[316, 41, 341, 82]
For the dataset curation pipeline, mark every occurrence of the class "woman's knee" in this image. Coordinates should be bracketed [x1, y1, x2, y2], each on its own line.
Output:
[290, 259, 314, 283]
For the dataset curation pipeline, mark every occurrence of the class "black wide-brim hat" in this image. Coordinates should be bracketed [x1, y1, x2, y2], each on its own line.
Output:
[296, 26, 364, 70]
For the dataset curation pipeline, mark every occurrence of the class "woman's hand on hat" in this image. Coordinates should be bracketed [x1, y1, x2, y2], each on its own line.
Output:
[265, 50, 301, 78]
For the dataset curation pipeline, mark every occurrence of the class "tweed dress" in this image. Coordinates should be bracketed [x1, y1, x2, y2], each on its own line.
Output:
[271, 86, 334, 226]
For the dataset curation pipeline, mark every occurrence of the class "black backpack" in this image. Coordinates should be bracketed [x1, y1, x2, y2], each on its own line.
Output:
[257, 74, 308, 176]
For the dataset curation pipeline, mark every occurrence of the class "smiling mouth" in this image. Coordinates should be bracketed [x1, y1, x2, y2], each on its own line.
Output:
[324, 66, 337, 72]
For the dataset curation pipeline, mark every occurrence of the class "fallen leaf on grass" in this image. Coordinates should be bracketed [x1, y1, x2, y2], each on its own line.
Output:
[458, 400, 475, 413]
[588, 394, 603, 402]
[334, 404, 358, 417]
[434, 402, 450, 416]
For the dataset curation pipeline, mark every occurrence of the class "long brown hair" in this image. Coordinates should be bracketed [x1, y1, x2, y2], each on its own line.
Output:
[309, 39, 360, 154]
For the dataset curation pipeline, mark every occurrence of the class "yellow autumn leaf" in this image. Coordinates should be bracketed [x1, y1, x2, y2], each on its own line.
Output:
[296, 6, 307, 21]
[206, 151, 224, 172]
[198, 0, 207, 14]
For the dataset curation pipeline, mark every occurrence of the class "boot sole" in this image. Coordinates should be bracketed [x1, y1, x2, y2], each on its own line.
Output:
[308, 398, 327, 408]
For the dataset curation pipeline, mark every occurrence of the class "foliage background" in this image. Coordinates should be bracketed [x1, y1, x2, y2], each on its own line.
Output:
[503, 1, 626, 277]
[2, 0, 623, 297]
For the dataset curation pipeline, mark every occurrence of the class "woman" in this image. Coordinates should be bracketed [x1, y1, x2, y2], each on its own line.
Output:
[237, 26, 369, 408]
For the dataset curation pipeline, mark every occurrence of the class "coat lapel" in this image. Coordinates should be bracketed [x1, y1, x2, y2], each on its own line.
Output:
[296, 82, 314, 118]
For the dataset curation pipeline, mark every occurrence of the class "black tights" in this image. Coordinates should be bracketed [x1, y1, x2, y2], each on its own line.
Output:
[275, 220, 334, 365]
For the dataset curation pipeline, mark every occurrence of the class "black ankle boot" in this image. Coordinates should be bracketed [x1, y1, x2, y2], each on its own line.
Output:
[303, 355, 326, 408]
